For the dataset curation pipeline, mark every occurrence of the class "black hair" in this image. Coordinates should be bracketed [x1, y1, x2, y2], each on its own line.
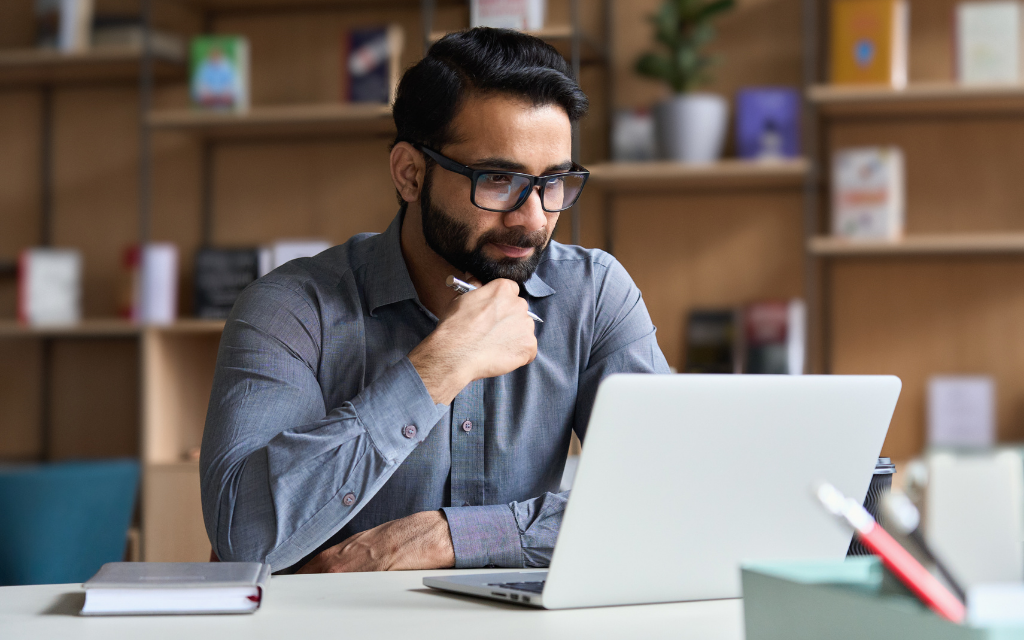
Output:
[391, 27, 589, 154]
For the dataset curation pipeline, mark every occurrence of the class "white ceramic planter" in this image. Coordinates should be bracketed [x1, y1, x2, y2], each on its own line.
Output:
[655, 93, 729, 164]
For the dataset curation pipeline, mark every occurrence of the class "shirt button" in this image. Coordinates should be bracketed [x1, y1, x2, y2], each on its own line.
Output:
[342, 493, 356, 506]
[462, 420, 473, 432]
[402, 424, 417, 439]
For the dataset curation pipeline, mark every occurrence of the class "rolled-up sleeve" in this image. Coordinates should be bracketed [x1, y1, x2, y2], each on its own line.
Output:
[200, 281, 447, 571]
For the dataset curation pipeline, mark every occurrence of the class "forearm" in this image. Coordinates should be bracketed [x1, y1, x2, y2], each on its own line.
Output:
[202, 357, 448, 570]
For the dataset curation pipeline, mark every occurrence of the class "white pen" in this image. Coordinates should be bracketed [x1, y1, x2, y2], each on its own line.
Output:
[446, 275, 544, 323]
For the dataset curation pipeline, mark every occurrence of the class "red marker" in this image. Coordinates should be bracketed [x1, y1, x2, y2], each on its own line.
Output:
[815, 482, 965, 624]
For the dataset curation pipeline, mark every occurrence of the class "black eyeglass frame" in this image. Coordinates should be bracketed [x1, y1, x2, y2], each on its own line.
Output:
[413, 143, 590, 213]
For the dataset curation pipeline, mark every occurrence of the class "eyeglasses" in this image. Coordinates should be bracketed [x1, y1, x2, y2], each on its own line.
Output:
[414, 144, 590, 213]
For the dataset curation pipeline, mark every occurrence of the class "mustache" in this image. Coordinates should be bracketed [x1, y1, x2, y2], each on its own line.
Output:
[476, 228, 548, 250]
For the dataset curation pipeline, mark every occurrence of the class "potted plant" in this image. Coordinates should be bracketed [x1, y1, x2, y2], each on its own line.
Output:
[636, 0, 736, 163]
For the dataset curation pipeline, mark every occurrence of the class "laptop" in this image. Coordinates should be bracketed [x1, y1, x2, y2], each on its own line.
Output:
[423, 374, 901, 609]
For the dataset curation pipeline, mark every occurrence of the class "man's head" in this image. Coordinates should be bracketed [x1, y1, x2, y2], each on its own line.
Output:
[390, 28, 589, 284]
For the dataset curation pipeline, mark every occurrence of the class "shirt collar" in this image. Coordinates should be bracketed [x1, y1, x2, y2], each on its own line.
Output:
[365, 211, 420, 316]
[364, 210, 557, 315]
[522, 267, 556, 298]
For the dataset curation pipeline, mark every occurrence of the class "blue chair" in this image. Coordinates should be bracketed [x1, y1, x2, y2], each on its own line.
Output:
[0, 458, 139, 585]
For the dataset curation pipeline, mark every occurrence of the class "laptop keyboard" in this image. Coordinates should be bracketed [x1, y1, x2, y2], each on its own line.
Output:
[488, 580, 545, 594]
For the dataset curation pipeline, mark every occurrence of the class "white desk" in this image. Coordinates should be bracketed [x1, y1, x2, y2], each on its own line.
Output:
[0, 569, 745, 640]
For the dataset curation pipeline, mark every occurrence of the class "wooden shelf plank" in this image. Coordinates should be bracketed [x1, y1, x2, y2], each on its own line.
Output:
[586, 158, 809, 191]
[0, 47, 184, 87]
[0, 319, 226, 338]
[147, 102, 394, 138]
[0, 319, 140, 338]
[810, 233, 1024, 257]
[430, 25, 604, 62]
[150, 319, 226, 334]
[808, 83, 1024, 117]
[188, 0, 445, 10]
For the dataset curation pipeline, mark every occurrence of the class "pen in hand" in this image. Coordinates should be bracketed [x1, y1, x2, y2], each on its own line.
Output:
[446, 275, 544, 323]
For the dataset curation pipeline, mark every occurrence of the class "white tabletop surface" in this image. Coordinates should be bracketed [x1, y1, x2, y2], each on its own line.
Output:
[0, 569, 745, 640]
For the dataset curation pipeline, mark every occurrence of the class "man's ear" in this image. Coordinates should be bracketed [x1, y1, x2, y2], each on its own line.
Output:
[390, 142, 426, 204]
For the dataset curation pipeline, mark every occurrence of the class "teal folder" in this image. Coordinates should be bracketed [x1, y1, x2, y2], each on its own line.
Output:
[742, 558, 1024, 640]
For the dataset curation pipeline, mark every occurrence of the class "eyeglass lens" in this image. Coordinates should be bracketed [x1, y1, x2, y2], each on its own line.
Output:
[474, 173, 586, 212]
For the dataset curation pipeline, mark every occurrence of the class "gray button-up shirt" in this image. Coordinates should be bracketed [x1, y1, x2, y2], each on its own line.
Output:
[200, 211, 670, 572]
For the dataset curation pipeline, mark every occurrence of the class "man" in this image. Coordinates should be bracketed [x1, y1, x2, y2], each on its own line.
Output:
[200, 27, 670, 574]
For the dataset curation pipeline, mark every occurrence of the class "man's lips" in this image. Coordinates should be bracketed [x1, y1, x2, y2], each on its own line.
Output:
[490, 243, 534, 259]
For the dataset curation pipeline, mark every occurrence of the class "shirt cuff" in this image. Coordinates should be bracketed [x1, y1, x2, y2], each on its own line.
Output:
[442, 504, 524, 568]
[348, 357, 448, 462]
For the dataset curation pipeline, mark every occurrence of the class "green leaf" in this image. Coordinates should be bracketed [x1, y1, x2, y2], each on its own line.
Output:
[635, 0, 735, 92]
[636, 53, 675, 84]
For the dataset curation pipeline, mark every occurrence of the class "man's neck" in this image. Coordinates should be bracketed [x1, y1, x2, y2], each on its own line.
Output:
[400, 203, 462, 319]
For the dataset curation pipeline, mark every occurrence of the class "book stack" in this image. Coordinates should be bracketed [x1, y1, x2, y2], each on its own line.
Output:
[683, 300, 806, 375]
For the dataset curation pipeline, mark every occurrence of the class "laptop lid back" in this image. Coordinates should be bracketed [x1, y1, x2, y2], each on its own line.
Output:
[542, 374, 901, 609]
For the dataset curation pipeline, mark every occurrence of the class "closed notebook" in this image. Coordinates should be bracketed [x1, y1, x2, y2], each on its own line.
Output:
[82, 562, 270, 616]
[830, 0, 909, 87]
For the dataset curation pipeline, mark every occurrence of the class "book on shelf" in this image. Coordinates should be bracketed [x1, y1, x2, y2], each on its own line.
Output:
[18, 248, 82, 327]
[190, 35, 249, 111]
[735, 87, 801, 161]
[928, 375, 997, 448]
[956, 1, 1024, 85]
[194, 248, 259, 319]
[471, 0, 547, 31]
[91, 16, 186, 60]
[831, 146, 905, 240]
[683, 309, 740, 374]
[82, 562, 270, 616]
[742, 299, 806, 375]
[829, 0, 908, 88]
[35, 0, 94, 52]
[257, 239, 332, 278]
[343, 25, 404, 104]
[120, 243, 179, 325]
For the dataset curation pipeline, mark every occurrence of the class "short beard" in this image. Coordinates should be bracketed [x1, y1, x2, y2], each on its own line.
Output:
[419, 166, 549, 284]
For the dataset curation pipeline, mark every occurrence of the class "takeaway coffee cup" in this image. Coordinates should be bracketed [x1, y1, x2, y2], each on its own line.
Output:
[847, 457, 896, 556]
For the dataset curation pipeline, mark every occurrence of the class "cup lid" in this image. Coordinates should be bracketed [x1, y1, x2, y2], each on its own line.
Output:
[875, 457, 896, 474]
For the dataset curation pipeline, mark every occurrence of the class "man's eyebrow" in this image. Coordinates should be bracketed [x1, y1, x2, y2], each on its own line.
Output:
[471, 157, 574, 173]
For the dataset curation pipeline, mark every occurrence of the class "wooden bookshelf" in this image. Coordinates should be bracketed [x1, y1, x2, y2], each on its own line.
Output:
[810, 234, 1024, 257]
[147, 103, 394, 138]
[808, 83, 1024, 117]
[0, 48, 184, 87]
[805, 1, 1024, 460]
[587, 159, 809, 192]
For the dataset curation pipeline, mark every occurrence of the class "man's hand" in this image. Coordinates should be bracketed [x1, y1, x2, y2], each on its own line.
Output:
[409, 278, 538, 405]
[296, 510, 456, 574]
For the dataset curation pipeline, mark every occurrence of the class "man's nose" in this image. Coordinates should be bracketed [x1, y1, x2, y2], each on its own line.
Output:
[504, 186, 547, 233]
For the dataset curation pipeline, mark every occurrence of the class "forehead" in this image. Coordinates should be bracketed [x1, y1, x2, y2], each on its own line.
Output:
[444, 93, 572, 162]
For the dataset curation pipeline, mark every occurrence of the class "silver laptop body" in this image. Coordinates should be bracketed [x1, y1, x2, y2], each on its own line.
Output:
[423, 374, 901, 609]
